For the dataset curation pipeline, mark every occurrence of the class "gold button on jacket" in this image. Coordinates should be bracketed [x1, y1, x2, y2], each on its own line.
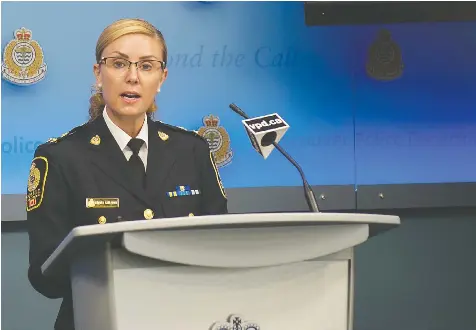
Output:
[144, 209, 154, 220]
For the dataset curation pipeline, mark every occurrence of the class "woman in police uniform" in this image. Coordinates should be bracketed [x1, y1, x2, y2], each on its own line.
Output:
[26, 18, 228, 330]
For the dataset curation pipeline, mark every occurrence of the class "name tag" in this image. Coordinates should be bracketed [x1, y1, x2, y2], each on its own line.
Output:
[86, 198, 120, 208]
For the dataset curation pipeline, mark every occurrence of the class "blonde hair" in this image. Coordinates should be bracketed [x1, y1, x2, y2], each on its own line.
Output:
[88, 18, 167, 121]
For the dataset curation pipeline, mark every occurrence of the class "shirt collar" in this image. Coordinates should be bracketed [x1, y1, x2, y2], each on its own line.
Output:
[102, 106, 148, 151]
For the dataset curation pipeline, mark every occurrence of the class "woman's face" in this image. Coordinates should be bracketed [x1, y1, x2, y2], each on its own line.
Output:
[93, 33, 167, 119]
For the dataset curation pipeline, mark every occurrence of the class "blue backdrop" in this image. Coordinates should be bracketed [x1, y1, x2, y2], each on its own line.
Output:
[2, 1, 475, 194]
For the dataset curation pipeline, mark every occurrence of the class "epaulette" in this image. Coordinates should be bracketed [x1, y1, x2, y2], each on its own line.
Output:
[157, 121, 203, 139]
[44, 122, 87, 145]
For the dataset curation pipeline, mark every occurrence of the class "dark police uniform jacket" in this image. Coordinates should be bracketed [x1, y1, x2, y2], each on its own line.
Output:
[26, 114, 228, 330]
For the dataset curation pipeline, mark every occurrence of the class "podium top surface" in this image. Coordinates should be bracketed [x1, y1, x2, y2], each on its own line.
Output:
[67, 211, 400, 237]
[42, 212, 399, 274]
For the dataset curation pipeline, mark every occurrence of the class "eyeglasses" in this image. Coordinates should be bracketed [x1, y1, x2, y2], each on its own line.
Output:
[100, 57, 166, 74]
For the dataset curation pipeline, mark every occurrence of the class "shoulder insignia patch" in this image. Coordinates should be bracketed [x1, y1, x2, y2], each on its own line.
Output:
[26, 156, 48, 211]
[158, 131, 169, 141]
[90, 134, 101, 145]
[209, 151, 227, 199]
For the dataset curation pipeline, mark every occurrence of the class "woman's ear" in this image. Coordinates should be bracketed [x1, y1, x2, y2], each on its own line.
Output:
[157, 68, 168, 92]
[93, 63, 102, 86]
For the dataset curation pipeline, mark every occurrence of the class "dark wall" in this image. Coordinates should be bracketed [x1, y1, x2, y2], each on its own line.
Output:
[353, 208, 476, 330]
[3, 208, 475, 330]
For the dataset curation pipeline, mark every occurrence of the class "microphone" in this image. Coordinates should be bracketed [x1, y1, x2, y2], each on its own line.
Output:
[229, 103, 320, 213]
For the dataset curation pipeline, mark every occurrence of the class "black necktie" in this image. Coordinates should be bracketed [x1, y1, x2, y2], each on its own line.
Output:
[127, 138, 145, 188]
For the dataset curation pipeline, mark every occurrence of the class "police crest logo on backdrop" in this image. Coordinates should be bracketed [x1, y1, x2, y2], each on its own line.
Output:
[198, 114, 233, 168]
[366, 29, 404, 81]
[2, 27, 47, 85]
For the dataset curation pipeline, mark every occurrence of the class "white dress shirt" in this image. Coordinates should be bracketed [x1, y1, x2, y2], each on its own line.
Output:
[103, 107, 149, 170]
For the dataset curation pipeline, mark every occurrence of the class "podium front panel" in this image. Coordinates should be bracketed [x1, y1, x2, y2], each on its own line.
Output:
[62, 215, 388, 330]
[111, 250, 351, 330]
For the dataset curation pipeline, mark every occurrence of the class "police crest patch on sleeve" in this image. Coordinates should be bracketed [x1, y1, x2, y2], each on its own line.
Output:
[26, 157, 48, 211]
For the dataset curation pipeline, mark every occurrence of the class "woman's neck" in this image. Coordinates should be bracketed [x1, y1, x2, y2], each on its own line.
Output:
[106, 107, 145, 138]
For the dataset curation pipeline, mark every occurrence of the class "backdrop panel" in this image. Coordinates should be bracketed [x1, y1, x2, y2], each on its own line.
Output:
[1, 1, 356, 197]
[350, 22, 476, 185]
[3, 2, 476, 216]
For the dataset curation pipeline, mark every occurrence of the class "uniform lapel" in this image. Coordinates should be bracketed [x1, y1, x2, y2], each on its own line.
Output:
[146, 119, 178, 198]
[86, 116, 155, 207]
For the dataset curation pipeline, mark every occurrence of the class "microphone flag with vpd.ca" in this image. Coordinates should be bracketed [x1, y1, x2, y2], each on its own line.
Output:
[242, 113, 290, 159]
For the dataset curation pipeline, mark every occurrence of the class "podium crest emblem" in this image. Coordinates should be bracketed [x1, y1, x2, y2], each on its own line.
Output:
[210, 314, 260, 330]
[197, 114, 233, 168]
[366, 29, 404, 81]
[2, 27, 48, 85]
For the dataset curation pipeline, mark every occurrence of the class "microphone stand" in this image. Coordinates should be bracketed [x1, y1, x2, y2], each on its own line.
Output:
[272, 142, 320, 212]
[229, 103, 320, 213]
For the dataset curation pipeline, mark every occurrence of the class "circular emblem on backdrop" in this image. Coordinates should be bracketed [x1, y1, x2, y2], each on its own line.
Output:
[1, 27, 48, 85]
[28, 163, 41, 192]
[366, 29, 404, 81]
[197, 114, 233, 168]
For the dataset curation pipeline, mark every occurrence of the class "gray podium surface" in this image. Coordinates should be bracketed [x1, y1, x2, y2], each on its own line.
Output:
[42, 212, 400, 330]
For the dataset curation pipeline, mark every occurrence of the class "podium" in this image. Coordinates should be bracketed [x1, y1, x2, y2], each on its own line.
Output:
[42, 212, 400, 330]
